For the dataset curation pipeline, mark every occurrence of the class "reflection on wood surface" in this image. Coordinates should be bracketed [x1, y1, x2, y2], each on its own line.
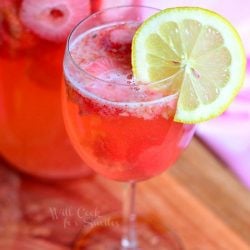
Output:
[0, 138, 250, 249]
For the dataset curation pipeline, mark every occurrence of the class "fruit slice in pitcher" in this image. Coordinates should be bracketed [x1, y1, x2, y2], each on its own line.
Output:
[0, 0, 38, 51]
[20, 0, 91, 42]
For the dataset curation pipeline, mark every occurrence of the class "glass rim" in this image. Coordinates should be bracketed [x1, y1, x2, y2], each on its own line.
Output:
[65, 5, 180, 87]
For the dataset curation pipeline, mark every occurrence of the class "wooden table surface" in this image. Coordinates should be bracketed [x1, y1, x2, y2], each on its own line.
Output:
[0, 136, 250, 249]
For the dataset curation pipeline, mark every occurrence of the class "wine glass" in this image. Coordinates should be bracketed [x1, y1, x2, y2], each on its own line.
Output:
[62, 6, 195, 250]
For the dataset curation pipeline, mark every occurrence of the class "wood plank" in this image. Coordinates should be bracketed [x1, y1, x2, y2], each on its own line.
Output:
[169, 137, 250, 245]
[98, 174, 249, 249]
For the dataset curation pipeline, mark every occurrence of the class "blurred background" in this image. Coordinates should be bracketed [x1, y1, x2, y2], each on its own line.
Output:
[0, 1, 249, 249]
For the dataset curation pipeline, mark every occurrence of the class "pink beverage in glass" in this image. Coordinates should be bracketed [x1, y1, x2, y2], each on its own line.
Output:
[63, 6, 197, 249]
[63, 22, 195, 182]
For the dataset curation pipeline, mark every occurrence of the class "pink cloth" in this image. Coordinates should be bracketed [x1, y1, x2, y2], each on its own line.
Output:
[196, 64, 250, 189]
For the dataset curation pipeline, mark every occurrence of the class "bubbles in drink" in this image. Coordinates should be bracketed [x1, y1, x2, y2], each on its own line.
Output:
[64, 22, 178, 120]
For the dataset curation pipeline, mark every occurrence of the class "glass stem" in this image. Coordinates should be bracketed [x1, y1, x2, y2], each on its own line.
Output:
[121, 181, 138, 250]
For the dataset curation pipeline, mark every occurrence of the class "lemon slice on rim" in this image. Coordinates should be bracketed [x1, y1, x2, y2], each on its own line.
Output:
[132, 7, 246, 123]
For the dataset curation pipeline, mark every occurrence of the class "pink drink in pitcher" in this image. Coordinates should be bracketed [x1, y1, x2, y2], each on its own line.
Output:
[0, 0, 92, 178]
[0, 0, 141, 179]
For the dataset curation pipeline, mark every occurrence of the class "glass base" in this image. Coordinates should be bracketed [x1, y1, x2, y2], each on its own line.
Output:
[74, 215, 184, 250]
